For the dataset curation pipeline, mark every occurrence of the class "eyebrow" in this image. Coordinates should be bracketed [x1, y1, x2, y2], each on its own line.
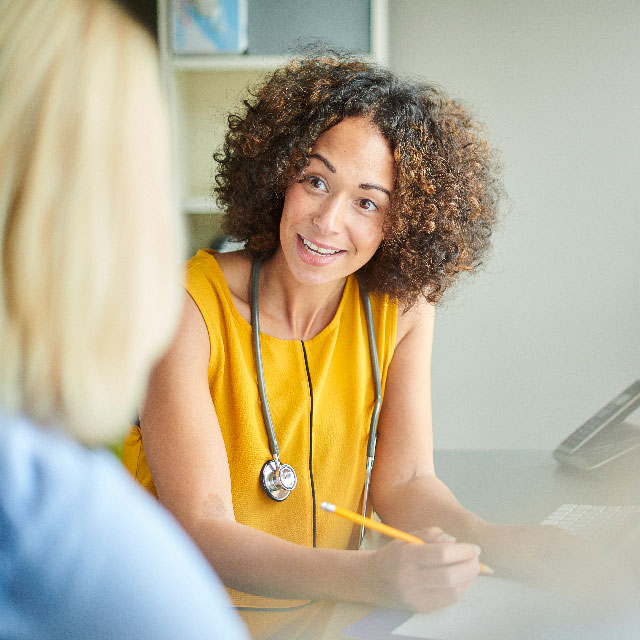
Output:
[360, 183, 392, 200]
[309, 153, 335, 173]
[308, 153, 392, 200]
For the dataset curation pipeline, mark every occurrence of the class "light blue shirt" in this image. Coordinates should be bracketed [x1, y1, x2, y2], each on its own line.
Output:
[0, 410, 249, 640]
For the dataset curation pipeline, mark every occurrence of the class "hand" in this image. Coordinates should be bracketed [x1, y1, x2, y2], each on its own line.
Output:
[473, 523, 631, 589]
[362, 526, 481, 612]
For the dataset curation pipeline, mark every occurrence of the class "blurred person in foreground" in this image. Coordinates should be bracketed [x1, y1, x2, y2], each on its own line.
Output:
[0, 0, 248, 638]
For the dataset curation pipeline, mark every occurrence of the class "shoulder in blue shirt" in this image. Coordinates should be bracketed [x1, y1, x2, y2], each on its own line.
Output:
[0, 410, 248, 640]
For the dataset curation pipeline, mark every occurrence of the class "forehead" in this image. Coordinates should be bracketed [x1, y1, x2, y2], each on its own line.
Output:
[310, 117, 394, 189]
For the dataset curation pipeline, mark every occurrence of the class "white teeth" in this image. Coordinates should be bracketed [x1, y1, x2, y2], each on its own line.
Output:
[302, 238, 340, 255]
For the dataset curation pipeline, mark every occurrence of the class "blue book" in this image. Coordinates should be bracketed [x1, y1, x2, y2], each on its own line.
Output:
[171, 0, 248, 55]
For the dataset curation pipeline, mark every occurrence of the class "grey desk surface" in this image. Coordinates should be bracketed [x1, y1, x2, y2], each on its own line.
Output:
[434, 448, 640, 525]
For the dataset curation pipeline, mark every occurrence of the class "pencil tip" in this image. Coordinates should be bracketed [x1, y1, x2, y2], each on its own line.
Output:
[320, 501, 335, 512]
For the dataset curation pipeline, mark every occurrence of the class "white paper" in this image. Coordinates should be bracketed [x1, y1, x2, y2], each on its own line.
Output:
[391, 576, 546, 639]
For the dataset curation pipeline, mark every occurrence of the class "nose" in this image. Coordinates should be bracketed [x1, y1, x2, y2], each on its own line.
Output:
[312, 194, 347, 235]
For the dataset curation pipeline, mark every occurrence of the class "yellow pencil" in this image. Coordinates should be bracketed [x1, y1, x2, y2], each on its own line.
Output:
[320, 501, 494, 576]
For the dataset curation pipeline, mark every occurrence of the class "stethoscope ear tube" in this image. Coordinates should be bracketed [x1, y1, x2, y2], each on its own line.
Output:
[252, 259, 298, 501]
[251, 259, 279, 460]
[358, 276, 382, 546]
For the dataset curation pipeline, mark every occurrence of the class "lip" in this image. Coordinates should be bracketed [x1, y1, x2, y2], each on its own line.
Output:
[296, 234, 345, 266]
[301, 235, 342, 252]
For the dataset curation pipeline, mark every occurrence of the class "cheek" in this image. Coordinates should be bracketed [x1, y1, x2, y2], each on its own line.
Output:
[280, 187, 306, 229]
[359, 219, 384, 253]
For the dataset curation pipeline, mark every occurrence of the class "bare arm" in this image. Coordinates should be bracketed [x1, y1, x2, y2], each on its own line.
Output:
[370, 300, 613, 581]
[370, 299, 487, 538]
[139, 292, 481, 610]
[140, 293, 356, 601]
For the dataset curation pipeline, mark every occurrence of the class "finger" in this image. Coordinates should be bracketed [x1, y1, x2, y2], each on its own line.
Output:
[415, 556, 480, 589]
[415, 541, 481, 567]
[412, 526, 448, 543]
[403, 563, 479, 611]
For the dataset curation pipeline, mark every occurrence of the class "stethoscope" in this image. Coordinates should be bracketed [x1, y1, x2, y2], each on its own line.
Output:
[252, 259, 382, 545]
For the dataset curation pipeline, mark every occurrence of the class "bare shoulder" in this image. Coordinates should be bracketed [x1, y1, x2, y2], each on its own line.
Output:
[164, 291, 210, 370]
[213, 249, 253, 315]
[395, 295, 435, 347]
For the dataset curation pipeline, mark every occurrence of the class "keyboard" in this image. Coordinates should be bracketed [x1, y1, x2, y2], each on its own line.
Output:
[542, 503, 640, 542]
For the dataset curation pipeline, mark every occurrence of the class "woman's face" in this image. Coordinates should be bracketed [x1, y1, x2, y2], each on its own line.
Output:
[278, 116, 394, 288]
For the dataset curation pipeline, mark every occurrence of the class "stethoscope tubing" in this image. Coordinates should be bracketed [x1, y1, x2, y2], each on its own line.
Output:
[358, 276, 382, 544]
[251, 259, 382, 547]
[251, 259, 281, 464]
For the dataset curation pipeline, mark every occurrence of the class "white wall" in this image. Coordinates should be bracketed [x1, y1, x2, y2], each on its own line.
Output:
[389, 1, 640, 449]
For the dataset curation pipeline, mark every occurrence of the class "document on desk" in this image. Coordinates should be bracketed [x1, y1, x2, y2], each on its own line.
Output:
[391, 576, 542, 639]
[343, 576, 550, 640]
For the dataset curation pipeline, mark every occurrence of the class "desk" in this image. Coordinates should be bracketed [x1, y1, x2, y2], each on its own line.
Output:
[320, 448, 640, 640]
[434, 448, 640, 525]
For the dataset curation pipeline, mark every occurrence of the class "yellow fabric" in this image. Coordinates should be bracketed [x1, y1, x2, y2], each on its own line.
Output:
[123, 250, 397, 635]
[122, 427, 156, 493]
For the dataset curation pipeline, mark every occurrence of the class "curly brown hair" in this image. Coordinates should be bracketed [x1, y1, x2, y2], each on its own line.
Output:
[215, 54, 502, 306]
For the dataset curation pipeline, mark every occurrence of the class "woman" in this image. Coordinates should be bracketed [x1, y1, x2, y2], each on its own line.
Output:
[0, 1, 247, 638]
[124, 56, 588, 638]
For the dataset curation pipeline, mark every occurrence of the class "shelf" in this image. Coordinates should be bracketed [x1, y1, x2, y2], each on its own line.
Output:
[170, 54, 289, 71]
[171, 69, 265, 209]
[182, 196, 221, 215]
[158, 0, 389, 242]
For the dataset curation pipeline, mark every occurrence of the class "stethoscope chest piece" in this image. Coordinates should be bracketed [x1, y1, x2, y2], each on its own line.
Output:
[261, 459, 297, 501]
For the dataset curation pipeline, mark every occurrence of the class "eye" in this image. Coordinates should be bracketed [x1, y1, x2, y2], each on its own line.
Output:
[306, 175, 328, 192]
[357, 198, 378, 212]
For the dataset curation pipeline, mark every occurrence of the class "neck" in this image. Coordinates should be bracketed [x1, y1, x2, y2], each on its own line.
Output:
[258, 251, 346, 341]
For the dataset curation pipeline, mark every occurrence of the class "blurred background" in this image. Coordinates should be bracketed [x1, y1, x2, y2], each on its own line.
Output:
[389, 2, 639, 450]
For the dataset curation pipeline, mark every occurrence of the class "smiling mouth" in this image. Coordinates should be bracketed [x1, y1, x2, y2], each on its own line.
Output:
[301, 236, 343, 256]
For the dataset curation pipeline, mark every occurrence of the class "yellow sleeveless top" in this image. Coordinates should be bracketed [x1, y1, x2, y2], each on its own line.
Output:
[123, 250, 398, 636]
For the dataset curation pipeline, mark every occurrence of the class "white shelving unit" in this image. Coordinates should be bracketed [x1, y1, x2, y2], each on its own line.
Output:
[157, 0, 388, 222]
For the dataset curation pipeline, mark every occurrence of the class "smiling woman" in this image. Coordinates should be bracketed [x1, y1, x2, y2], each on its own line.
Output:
[121, 54, 585, 640]
[278, 117, 392, 290]
[217, 55, 502, 306]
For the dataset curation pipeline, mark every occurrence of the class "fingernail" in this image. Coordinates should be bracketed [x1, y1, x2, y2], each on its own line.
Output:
[437, 533, 457, 542]
[473, 544, 482, 556]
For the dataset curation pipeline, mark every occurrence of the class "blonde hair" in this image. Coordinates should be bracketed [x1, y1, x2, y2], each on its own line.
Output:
[0, 0, 184, 443]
